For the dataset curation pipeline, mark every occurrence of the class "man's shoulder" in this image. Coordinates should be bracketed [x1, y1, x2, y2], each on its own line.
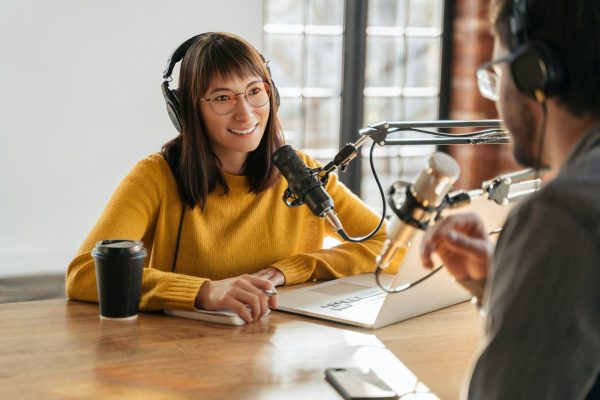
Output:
[499, 151, 600, 266]
[537, 149, 600, 229]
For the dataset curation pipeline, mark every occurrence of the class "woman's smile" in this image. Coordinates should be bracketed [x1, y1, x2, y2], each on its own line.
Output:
[228, 122, 259, 136]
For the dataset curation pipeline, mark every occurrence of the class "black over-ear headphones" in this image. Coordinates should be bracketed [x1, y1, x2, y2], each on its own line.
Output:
[161, 33, 281, 133]
[508, 0, 566, 102]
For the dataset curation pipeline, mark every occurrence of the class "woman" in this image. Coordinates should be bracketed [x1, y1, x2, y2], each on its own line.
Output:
[66, 32, 395, 323]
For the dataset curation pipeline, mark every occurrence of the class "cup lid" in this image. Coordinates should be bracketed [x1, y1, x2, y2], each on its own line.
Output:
[92, 240, 147, 257]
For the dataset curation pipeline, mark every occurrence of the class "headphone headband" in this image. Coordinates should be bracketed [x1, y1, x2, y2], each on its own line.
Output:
[162, 33, 208, 80]
[510, 0, 529, 48]
[506, 0, 566, 100]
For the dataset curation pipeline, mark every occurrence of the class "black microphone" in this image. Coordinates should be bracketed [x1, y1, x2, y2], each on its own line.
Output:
[273, 145, 335, 218]
[376, 152, 460, 270]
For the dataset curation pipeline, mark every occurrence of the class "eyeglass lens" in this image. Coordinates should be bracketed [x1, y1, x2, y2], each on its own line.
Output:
[208, 82, 270, 115]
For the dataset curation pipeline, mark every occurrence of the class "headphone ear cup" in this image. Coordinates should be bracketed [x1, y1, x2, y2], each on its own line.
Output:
[171, 89, 182, 113]
[161, 82, 183, 133]
[271, 79, 281, 108]
[258, 52, 281, 108]
[509, 41, 566, 100]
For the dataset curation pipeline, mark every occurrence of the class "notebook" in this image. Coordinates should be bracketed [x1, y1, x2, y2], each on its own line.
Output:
[275, 196, 512, 329]
[164, 308, 271, 326]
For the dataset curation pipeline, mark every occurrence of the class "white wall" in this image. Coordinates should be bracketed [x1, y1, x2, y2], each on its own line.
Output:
[0, 0, 264, 277]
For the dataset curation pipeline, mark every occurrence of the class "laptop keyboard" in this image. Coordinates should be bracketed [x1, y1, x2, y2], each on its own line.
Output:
[319, 288, 386, 311]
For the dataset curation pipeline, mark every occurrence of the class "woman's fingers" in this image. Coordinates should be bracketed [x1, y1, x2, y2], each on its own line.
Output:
[239, 275, 277, 317]
[268, 293, 278, 310]
[197, 274, 279, 322]
[252, 269, 272, 279]
[223, 295, 254, 323]
[230, 287, 263, 321]
[227, 275, 277, 320]
[252, 268, 285, 286]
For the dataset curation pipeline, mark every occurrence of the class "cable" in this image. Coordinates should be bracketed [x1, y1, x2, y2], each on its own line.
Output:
[375, 263, 444, 294]
[534, 101, 548, 181]
[408, 127, 508, 138]
[171, 205, 186, 272]
[374, 229, 502, 294]
[331, 123, 509, 243]
[335, 141, 386, 242]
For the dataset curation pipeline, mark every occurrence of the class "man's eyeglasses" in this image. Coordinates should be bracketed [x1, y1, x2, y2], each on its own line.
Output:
[200, 81, 271, 115]
[476, 55, 511, 101]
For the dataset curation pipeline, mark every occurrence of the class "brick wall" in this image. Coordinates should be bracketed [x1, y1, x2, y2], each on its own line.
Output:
[443, 0, 520, 190]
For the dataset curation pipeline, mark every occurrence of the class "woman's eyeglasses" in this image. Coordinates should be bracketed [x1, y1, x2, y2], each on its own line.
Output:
[200, 81, 271, 115]
[476, 55, 511, 101]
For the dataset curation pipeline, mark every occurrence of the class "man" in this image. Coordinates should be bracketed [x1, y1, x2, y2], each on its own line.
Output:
[420, 0, 600, 398]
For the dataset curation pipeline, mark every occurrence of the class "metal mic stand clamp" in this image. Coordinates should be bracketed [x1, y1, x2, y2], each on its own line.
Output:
[282, 167, 327, 208]
[320, 121, 391, 178]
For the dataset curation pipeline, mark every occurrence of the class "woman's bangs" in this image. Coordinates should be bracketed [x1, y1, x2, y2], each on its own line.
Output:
[200, 45, 264, 92]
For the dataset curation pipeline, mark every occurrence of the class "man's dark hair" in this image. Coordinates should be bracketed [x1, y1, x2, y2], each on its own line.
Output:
[491, 0, 600, 117]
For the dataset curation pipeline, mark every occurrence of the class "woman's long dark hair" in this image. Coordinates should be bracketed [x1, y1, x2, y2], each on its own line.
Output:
[162, 32, 284, 209]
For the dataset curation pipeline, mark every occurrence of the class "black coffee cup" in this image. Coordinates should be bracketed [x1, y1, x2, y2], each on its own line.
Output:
[92, 240, 147, 320]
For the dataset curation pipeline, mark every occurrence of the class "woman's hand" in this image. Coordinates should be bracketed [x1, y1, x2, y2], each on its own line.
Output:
[252, 267, 285, 286]
[195, 274, 278, 323]
[420, 213, 493, 282]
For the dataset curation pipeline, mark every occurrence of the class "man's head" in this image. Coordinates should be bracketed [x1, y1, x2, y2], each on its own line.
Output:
[489, 0, 600, 166]
[491, 0, 600, 116]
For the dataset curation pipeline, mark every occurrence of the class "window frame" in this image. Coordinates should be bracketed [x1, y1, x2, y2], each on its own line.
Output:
[262, 0, 452, 196]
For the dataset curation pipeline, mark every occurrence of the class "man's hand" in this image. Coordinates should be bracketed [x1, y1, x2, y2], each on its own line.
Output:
[195, 274, 278, 323]
[420, 213, 493, 282]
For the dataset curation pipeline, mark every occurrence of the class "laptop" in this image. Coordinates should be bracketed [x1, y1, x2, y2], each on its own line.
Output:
[276, 196, 513, 329]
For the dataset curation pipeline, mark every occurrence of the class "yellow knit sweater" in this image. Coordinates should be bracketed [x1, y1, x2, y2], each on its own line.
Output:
[66, 152, 401, 311]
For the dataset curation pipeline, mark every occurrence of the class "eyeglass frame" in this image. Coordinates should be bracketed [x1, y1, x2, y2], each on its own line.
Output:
[476, 55, 513, 102]
[199, 81, 272, 115]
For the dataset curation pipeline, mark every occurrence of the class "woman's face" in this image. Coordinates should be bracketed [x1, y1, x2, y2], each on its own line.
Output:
[200, 73, 271, 173]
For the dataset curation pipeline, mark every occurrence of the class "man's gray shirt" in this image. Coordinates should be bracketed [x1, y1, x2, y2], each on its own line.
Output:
[467, 125, 600, 399]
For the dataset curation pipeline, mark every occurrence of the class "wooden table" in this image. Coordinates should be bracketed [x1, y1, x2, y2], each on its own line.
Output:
[0, 296, 482, 399]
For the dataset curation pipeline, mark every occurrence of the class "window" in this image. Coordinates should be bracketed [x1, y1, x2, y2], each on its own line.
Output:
[263, 0, 344, 161]
[263, 0, 446, 209]
[362, 0, 443, 208]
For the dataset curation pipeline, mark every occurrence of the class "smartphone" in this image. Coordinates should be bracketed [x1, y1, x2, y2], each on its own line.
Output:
[325, 367, 398, 400]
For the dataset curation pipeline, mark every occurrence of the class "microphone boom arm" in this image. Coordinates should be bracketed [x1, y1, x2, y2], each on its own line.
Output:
[282, 119, 510, 245]
[318, 119, 507, 183]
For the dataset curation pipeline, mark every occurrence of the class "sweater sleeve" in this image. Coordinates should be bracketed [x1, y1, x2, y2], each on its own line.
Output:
[65, 155, 205, 311]
[272, 153, 406, 284]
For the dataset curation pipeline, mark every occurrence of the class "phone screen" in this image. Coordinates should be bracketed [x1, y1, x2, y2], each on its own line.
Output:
[325, 368, 398, 400]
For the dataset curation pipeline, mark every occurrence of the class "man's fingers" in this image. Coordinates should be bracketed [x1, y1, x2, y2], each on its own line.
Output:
[421, 228, 442, 269]
[429, 231, 491, 281]
[442, 231, 492, 262]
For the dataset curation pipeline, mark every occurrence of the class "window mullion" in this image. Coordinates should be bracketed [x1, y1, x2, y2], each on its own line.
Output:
[339, 0, 368, 195]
